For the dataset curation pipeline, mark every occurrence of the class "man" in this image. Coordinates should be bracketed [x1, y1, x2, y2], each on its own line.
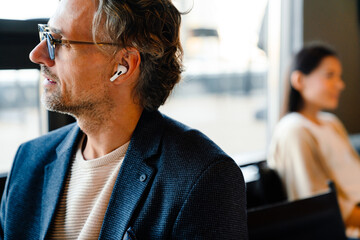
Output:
[0, 0, 248, 239]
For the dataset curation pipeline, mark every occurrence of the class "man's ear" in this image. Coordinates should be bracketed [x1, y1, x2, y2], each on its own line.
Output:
[111, 47, 141, 84]
[290, 70, 304, 91]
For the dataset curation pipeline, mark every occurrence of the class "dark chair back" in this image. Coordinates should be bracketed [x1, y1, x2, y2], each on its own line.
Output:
[242, 161, 287, 209]
[0, 173, 7, 202]
[247, 182, 347, 240]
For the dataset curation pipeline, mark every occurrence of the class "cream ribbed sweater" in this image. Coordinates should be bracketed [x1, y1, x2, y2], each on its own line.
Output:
[48, 139, 129, 240]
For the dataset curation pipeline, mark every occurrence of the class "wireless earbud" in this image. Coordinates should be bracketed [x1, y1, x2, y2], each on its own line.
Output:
[110, 64, 128, 82]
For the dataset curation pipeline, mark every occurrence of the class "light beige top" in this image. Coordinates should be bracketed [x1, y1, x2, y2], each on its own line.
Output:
[268, 112, 360, 220]
[48, 137, 129, 240]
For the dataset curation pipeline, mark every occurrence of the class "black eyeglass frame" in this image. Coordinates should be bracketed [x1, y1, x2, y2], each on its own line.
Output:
[38, 24, 118, 60]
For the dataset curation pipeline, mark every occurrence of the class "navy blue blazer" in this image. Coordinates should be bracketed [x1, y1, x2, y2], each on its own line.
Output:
[0, 110, 248, 239]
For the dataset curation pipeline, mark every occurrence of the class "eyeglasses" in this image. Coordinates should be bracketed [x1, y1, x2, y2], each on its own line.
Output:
[38, 24, 118, 60]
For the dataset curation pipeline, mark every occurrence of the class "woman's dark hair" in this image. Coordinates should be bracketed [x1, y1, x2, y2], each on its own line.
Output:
[282, 43, 338, 116]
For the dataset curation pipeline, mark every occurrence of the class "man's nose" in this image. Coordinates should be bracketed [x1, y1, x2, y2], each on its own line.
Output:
[29, 40, 55, 67]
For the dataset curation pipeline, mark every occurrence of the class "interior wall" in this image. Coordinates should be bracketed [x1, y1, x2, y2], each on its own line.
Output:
[303, 0, 360, 133]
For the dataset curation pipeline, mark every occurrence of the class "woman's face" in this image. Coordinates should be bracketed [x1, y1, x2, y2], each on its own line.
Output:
[300, 56, 345, 111]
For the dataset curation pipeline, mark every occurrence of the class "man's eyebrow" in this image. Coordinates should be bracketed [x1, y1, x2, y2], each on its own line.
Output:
[48, 25, 63, 35]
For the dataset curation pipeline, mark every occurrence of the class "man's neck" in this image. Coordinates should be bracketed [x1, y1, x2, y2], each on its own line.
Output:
[78, 106, 143, 160]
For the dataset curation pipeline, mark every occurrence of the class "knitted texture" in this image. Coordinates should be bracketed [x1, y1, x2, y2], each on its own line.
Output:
[48, 139, 129, 239]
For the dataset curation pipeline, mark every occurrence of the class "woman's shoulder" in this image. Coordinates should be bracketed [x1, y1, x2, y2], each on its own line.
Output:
[270, 113, 316, 147]
[319, 112, 348, 137]
[268, 113, 319, 161]
[278, 112, 341, 130]
[276, 112, 311, 132]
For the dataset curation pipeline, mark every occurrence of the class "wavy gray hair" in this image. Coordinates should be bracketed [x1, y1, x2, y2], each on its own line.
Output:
[92, 0, 184, 110]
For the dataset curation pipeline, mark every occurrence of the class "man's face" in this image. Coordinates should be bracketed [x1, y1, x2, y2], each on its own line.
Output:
[30, 0, 116, 118]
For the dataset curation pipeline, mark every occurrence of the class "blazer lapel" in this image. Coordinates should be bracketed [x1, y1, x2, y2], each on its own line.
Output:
[40, 125, 83, 239]
[99, 110, 164, 240]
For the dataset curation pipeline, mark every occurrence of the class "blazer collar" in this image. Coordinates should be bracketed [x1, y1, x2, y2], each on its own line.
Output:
[99, 110, 164, 239]
[40, 124, 83, 239]
[39, 110, 165, 239]
[126, 109, 164, 160]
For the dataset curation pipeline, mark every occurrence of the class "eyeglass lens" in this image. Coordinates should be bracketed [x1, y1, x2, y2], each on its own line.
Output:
[45, 34, 55, 60]
[39, 26, 55, 60]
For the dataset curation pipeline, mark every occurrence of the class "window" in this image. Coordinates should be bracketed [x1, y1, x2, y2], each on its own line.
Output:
[0, 70, 41, 172]
[0, 1, 57, 20]
[0, 0, 296, 172]
[160, 0, 269, 163]
[0, 1, 57, 173]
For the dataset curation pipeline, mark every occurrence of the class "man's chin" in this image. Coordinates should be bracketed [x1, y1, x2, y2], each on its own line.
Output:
[41, 96, 69, 114]
[44, 105, 77, 118]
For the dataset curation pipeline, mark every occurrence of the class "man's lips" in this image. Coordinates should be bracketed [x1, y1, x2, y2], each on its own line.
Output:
[47, 78, 57, 84]
[42, 75, 57, 85]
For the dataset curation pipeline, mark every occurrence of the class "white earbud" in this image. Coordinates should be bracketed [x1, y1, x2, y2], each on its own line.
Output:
[110, 64, 128, 82]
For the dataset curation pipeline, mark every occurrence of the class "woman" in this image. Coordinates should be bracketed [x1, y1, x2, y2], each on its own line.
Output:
[268, 44, 360, 236]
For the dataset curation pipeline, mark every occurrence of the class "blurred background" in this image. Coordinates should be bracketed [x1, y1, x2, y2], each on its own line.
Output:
[0, 0, 360, 173]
